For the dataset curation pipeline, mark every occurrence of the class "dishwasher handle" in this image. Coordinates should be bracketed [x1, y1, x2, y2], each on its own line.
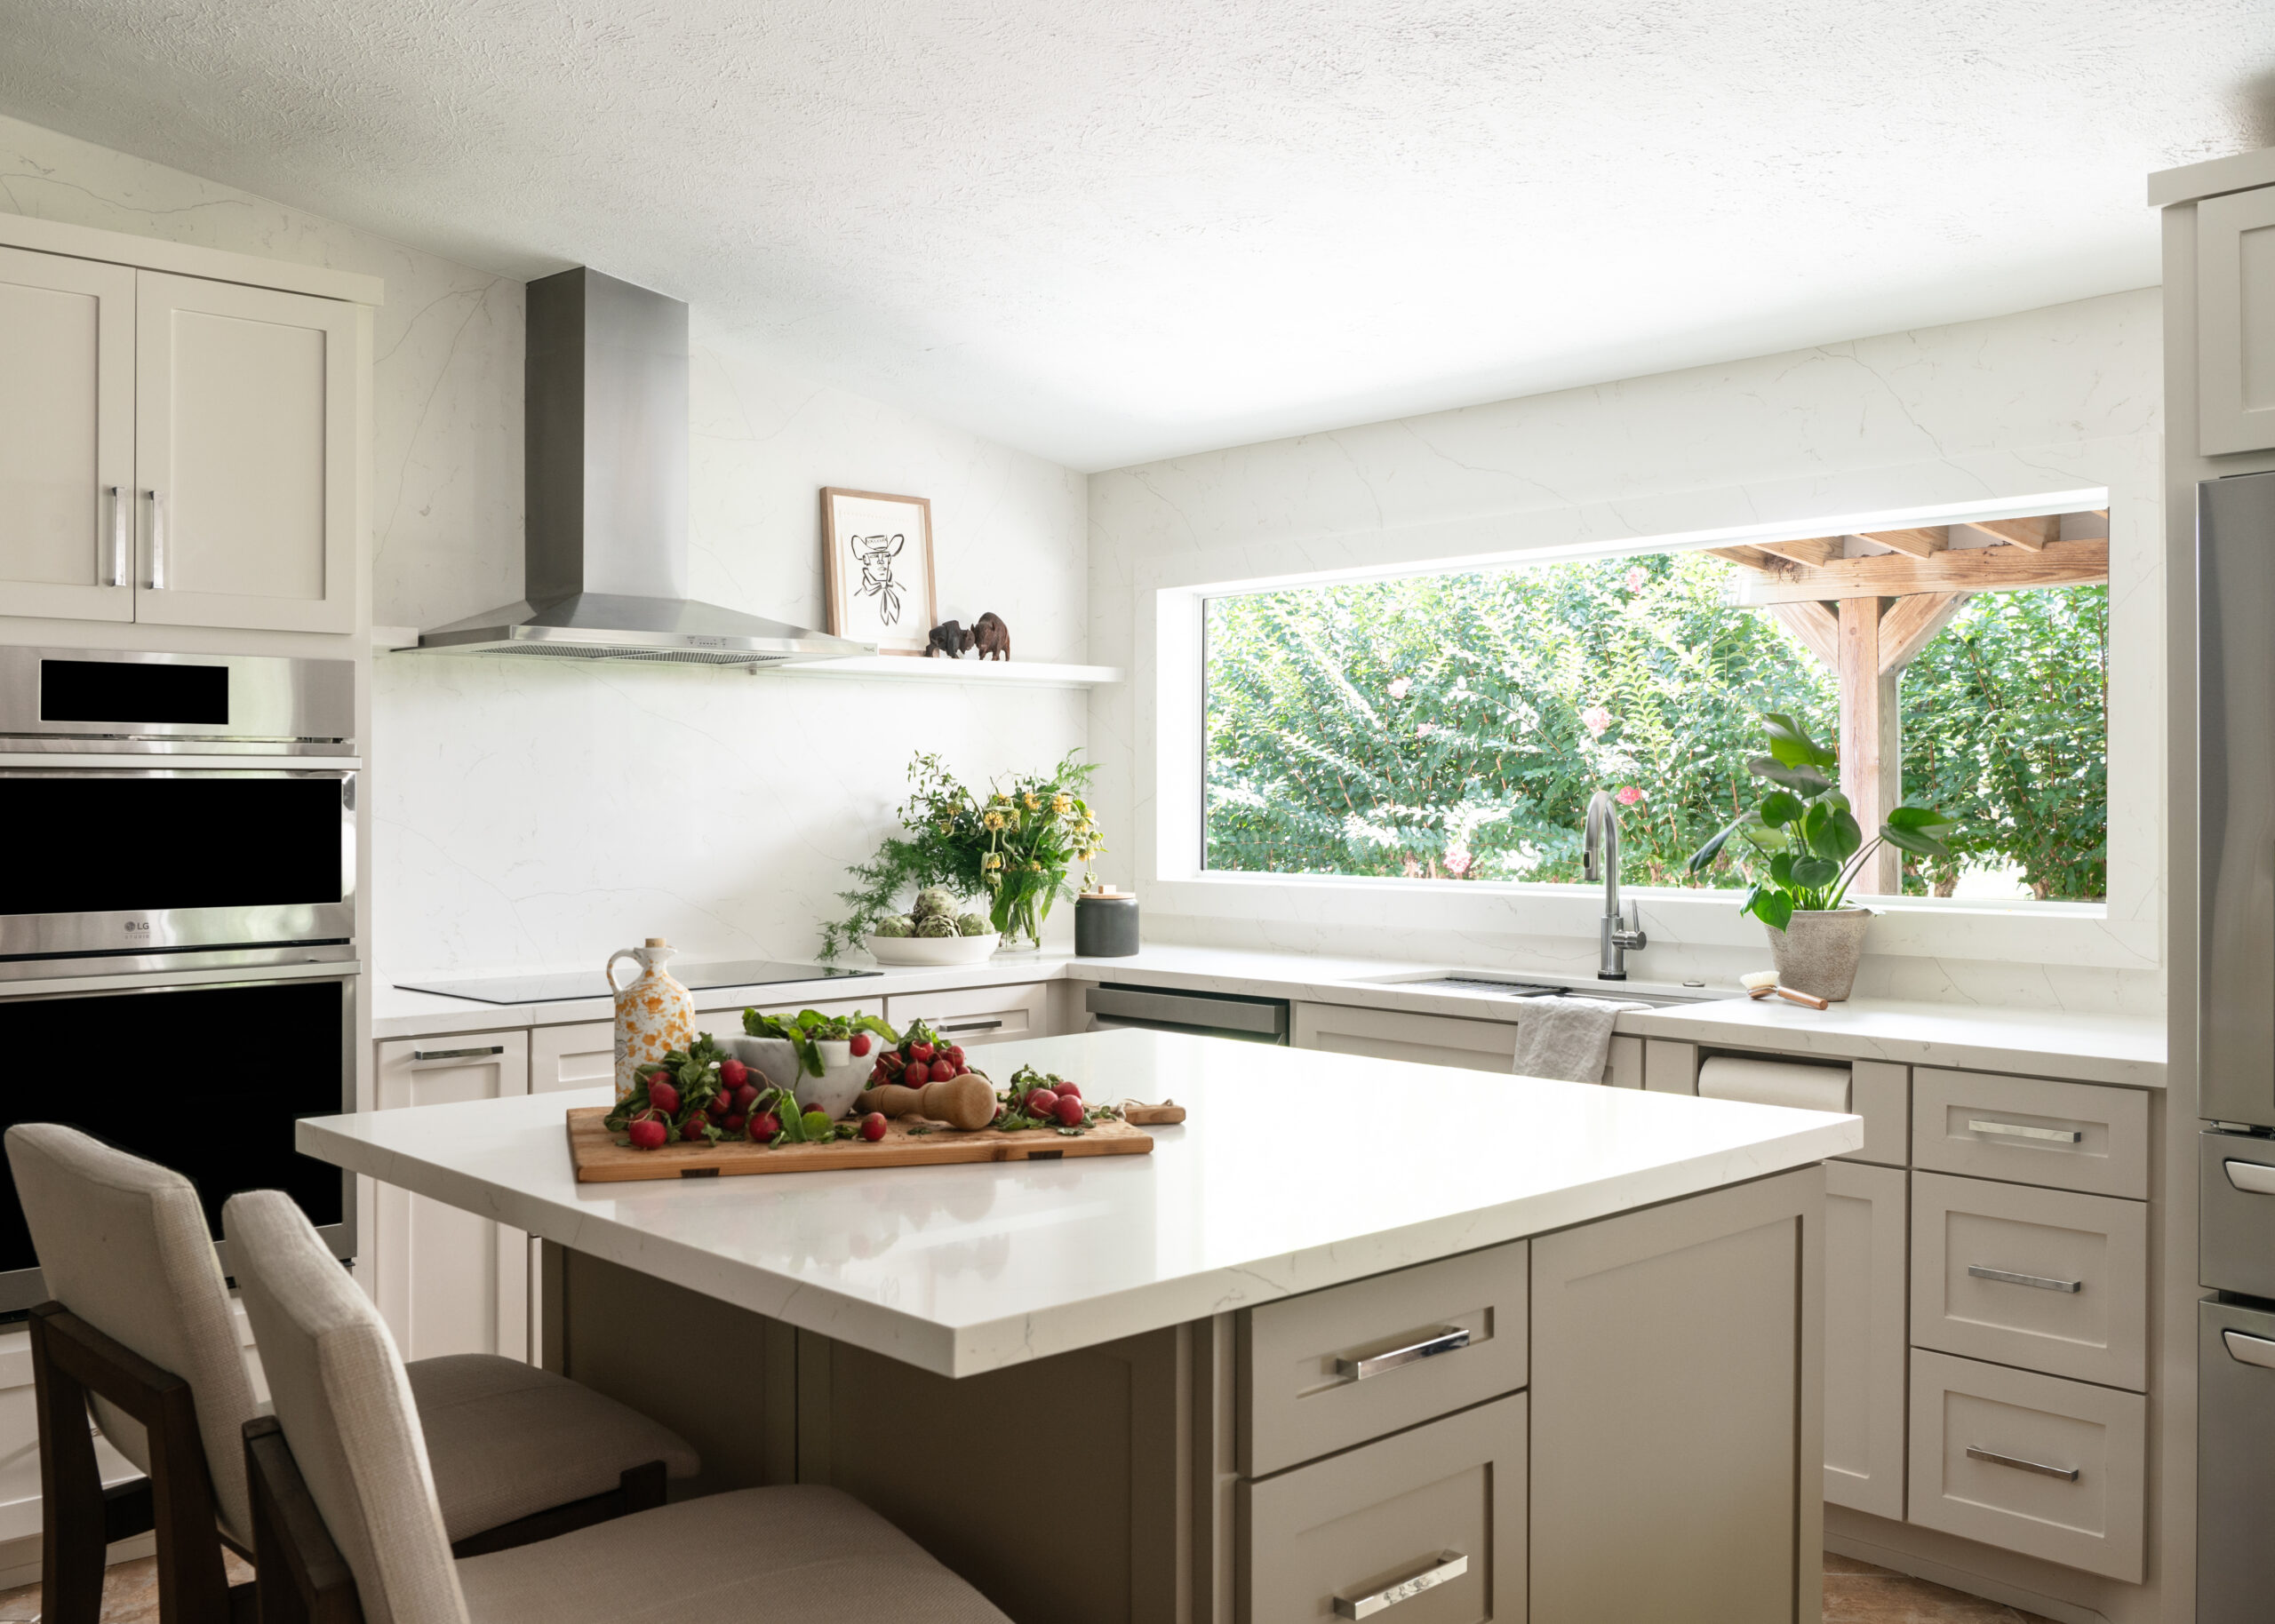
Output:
[1083, 984, 1289, 1039]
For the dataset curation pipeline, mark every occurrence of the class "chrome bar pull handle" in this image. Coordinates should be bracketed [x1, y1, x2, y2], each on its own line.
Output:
[1335, 1326, 1471, 1381]
[2223, 1158, 2275, 1196]
[1333, 1551, 1468, 1618]
[411, 1045, 506, 1064]
[108, 484, 129, 585]
[1966, 1445, 2079, 1482]
[1967, 1118, 2082, 1144]
[940, 1018, 1004, 1034]
[148, 490, 166, 589]
[1968, 1264, 2081, 1294]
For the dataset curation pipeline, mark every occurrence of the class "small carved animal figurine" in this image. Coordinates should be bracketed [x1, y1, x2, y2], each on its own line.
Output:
[970, 611, 1010, 661]
[925, 619, 971, 658]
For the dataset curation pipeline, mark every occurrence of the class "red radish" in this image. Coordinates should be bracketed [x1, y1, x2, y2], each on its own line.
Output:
[723, 1113, 746, 1133]
[706, 1094, 730, 1118]
[679, 1118, 709, 1142]
[627, 1117, 667, 1150]
[718, 1057, 749, 1089]
[1025, 1087, 1058, 1117]
[859, 1111, 887, 1142]
[732, 1083, 760, 1111]
[647, 1079, 681, 1115]
[850, 1033, 873, 1057]
[945, 1046, 966, 1067]
[908, 1042, 935, 1063]
[749, 1111, 781, 1142]
[1053, 1079, 1082, 1100]
[1052, 1095, 1085, 1126]
[930, 1059, 956, 1084]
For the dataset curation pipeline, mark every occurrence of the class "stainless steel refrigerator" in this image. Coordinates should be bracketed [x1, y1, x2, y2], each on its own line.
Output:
[2196, 467, 2275, 1620]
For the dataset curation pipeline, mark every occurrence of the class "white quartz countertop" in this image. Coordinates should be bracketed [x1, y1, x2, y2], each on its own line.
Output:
[302, 1028, 1862, 1378]
[373, 943, 2165, 1085]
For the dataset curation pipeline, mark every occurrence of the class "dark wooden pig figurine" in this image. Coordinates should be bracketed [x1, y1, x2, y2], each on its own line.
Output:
[970, 611, 1010, 661]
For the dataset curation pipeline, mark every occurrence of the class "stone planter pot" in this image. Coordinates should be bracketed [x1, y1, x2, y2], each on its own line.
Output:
[1766, 906, 1873, 1001]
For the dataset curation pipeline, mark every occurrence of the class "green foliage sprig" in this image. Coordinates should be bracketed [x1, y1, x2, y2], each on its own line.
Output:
[1685, 714, 1957, 930]
[819, 751, 1103, 959]
[743, 1007, 898, 1077]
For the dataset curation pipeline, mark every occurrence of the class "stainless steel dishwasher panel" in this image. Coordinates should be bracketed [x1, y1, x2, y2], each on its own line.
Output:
[1083, 984, 1289, 1043]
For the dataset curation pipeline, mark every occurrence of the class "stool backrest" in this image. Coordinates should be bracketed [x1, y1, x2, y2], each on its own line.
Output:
[225, 1189, 468, 1624]
[4, 1123, 260, 1544]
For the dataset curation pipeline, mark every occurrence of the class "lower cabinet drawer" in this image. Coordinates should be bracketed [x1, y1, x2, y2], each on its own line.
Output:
[1907, 1349, 2145, 1580]
[1238, 1241, 1528, 1477]
[881, 981, 1049, 1046]
[1912, 1069, 2149, 1199]
[1911, 1172, 2147, 1389]
[1241, 1391, 1526, 1623]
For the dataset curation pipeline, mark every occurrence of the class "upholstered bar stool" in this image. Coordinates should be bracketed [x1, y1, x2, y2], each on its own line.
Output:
[224, 1189, 1010, 1624]
[6, 1125, 700, 1624]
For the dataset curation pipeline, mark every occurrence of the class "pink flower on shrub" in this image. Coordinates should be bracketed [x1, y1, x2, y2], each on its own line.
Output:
[1616, 785, 1644, 806]
[1624, 566, 1648, 591]
[1388, 676, 1411, 699]
[1580, 705, 1612, 737]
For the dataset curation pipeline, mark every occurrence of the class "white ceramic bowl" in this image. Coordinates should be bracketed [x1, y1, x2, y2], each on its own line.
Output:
[795, 1038, 872, 1119]
[865, 931, 1001, 966]
[718, 1033, 801, 1093]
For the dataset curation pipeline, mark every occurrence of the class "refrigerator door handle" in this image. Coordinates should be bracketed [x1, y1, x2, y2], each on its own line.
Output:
[2223, 1329, 2275, 1370]
[2224, 1158, 2275, 1197]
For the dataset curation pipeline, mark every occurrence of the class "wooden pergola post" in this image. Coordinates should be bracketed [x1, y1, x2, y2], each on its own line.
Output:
[1710, 516, 2108, 897]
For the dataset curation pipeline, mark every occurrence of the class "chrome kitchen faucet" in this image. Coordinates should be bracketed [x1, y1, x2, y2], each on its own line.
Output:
[1583, 790, 1648, 980]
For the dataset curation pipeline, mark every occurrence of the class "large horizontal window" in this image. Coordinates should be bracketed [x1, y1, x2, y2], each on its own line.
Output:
[1201, 514, 2107, 903]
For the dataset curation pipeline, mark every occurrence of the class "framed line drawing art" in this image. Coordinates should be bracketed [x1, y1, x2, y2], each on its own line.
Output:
[820, 488, 938, 655]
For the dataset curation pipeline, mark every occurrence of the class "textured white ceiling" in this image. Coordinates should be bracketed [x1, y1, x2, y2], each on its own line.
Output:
[0, 0, 2267, 468]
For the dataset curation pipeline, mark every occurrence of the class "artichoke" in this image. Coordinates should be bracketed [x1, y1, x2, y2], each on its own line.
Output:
[912, 886, 957, 920]
[954, 912, 992, 936]
[870, 916, 914, 938]
[914, 914, 958, 938]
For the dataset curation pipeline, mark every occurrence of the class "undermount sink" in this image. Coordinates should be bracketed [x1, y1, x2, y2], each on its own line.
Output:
[1358, 971, 1737, 1008]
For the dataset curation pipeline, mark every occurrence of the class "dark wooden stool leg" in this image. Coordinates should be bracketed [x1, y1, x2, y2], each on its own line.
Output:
[30, 1305, 113, 1624]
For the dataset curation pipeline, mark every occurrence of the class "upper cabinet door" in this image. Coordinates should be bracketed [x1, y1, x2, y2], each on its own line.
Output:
[2198, 185, 2275, 456]
[135, 272, 358, 633]
[0, 245, 136, 622]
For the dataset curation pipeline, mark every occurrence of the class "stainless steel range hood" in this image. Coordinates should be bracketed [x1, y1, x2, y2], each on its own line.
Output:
[418, 267, 873, 665]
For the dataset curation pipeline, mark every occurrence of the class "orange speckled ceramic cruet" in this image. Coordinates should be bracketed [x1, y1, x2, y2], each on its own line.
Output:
[607, 937, 695, 1103]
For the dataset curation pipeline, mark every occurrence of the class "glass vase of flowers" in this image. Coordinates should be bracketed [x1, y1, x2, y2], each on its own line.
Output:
[820, 751, 1103, 960]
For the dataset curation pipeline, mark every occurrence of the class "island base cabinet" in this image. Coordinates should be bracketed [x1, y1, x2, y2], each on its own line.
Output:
[1529, 1166, 1824, 1624]
[1240, 1393, 1526, 1623]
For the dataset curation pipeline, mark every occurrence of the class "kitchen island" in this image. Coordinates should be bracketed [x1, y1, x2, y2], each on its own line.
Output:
[301, 1027, 1861, 1624]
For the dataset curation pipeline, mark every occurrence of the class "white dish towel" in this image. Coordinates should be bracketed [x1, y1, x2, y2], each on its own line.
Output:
[1511, 995, 1653, 1083]
[1696, 1055, 1852, 1112]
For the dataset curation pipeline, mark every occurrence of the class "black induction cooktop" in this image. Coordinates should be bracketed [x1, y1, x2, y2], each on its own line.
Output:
[396, 959, 880, 1006]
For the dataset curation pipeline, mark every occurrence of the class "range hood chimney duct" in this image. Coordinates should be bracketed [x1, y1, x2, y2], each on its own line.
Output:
[417, 267, 873, 666]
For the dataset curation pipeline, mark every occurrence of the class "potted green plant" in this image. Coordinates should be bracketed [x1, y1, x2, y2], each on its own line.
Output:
[1687, 713, 1957, 1000]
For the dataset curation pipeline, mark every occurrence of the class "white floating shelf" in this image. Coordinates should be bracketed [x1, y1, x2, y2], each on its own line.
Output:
[769, 656, 1122, 689]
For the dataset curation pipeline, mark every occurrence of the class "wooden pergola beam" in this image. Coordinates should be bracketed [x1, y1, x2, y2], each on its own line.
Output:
[1749, 535, 1841, 568]
[1837, 599, 1902, 896]
[1860, 525, 1949, 559]
[1705, 545, 1780, 570]
[1877, 592, 1971, 673]
[1728, 538, 2107, 604]
[1966, 516, 2060, 552]
[1766, 601, 1838, 668]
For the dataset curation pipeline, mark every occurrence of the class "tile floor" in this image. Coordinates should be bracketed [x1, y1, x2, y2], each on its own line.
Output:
[1824, 1552, 2055, 1622]
[0, 1550, 2052, 1622]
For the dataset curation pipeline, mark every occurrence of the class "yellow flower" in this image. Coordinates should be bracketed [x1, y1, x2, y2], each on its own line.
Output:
[982, 811, 1004, 831]
[1029, 860, 1042, 872]
[982, 852, 1002, 870]
[990, 792, 1010, 807]
[1022, 792, 1042, 812]
[1051, 793, 1072, 814]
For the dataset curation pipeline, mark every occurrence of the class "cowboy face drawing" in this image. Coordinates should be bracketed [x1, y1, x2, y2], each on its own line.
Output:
[850, 533, 906, 625]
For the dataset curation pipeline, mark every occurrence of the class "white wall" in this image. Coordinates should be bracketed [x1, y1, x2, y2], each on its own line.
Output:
[0, 112, 1090, 977]
[1090, 290, 2165, 1011]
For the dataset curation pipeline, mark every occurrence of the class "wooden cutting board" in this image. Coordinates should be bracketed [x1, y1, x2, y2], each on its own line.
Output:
[565, 1106, 1153, 1182]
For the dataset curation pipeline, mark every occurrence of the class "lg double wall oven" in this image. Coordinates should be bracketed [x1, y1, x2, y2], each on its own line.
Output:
[0, 647, 359, 1313]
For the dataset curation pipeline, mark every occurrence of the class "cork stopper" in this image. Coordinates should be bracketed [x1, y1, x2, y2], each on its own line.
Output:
[645, 936, 669, 948]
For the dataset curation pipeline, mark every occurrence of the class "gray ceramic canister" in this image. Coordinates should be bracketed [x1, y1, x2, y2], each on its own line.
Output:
[1074, 892, 1140, 956]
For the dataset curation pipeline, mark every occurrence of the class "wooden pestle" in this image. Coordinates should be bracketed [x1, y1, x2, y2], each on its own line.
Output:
[856, 1073, 995, 1131]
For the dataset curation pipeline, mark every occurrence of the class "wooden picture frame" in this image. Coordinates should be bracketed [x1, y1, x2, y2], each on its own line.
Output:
[820, 488, 938, 656]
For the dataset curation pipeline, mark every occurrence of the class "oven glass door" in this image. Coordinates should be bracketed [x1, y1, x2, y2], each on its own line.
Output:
[0, 770, 354, 959]
[0, 975, 352, 1311]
